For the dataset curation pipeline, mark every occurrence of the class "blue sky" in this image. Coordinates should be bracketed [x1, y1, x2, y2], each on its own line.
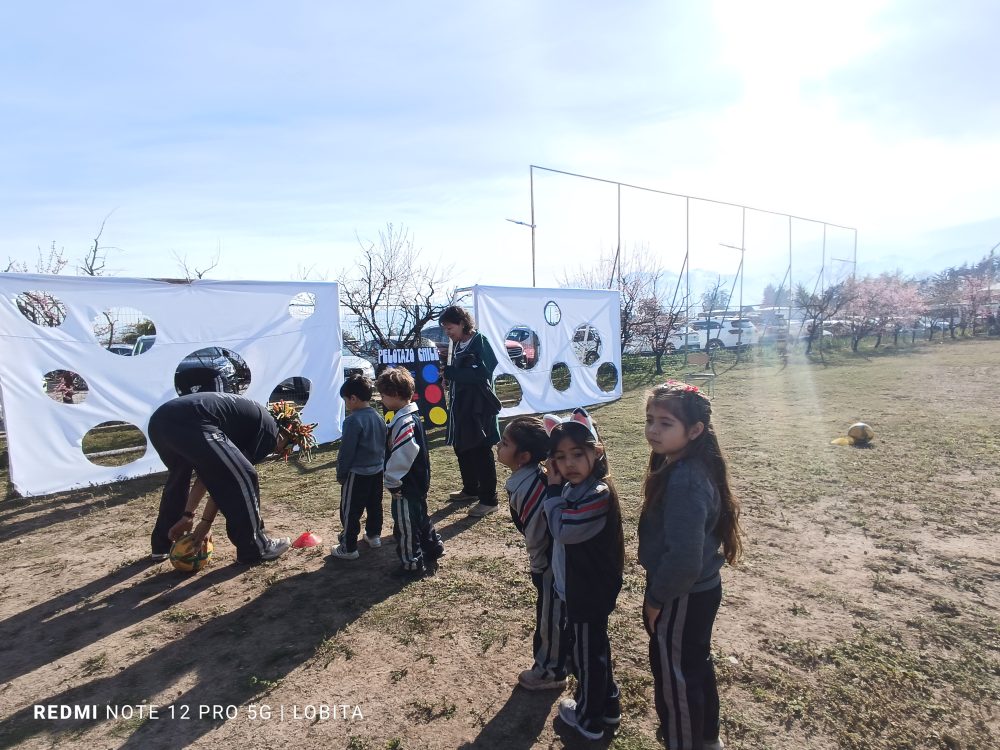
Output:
[2, 1, 998, 300]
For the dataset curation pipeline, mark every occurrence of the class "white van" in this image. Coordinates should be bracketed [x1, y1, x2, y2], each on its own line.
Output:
[690, 318, 758, 351]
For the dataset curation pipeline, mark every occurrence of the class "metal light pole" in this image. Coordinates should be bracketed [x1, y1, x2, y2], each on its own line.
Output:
[505, 218, 537, 287]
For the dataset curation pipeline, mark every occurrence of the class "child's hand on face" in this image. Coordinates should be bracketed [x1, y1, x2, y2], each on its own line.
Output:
[546, 458, 562, 485]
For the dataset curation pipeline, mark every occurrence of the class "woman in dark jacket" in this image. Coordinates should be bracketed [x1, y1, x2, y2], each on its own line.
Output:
[440, 305, 502, 517]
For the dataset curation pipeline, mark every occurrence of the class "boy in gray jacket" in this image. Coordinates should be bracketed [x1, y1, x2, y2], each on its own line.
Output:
[331, 375, 387, 560]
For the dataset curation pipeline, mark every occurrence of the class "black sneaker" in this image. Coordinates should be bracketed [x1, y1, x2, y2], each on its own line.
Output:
[423, 541, 446, 560]
[390, 565, 425, 580]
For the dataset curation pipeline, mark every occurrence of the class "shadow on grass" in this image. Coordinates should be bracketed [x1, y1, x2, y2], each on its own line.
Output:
[0, 559, 244, 685]
[0, 553, 416, 750]
[458, 687, 561, 750]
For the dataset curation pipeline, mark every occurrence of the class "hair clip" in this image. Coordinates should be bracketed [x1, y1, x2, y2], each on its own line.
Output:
[542, 407, 599, 440]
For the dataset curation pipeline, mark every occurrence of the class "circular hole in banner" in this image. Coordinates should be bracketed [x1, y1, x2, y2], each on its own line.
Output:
[504, 325, 540, 370]
[429, 406, 448, 425]
[544, 301, 561, 326]
[175, 347, 251, 396]
[597, 362, 619, 392]
[424, 383, 443, 404]
[91, 307, 157, 354]
[494, 373, 523, 408]
[288, 292, 317, 320]
[15, 291, 68, 327]
[551, 362, 572, 392]
[82, 421, 148, 467]
[572, 323, 603, 366]
[269, 376, 311, 406]
[43, 369, 89, 404]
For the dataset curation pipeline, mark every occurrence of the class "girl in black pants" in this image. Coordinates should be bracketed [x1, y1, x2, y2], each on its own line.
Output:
[639, 381, 744, 749]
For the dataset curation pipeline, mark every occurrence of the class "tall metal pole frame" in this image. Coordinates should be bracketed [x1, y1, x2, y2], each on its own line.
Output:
[529, 165, 536, 288]
[787, 216, 793, 335]
[526, 163, 856, 317]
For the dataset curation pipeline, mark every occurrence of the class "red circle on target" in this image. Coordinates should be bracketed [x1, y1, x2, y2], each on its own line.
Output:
[424, 384, 442, 403]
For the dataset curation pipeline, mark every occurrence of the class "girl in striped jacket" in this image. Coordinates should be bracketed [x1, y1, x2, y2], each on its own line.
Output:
[543, 408, 625, 741]
[497, 417, 569, 692]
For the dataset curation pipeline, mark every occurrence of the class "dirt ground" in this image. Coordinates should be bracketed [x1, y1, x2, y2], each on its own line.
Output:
[0, 340, 998, 749]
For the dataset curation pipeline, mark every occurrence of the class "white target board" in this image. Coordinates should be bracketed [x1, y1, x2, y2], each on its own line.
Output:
[0, 274, 344, 496]
[471, 285, 622, 417]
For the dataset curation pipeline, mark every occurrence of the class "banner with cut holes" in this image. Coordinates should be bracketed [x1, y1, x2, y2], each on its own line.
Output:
[0, 274, 344, 496]
[471, 285, 622, 417]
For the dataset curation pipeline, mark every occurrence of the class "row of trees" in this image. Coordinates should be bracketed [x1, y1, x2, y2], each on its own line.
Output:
[794, 252, 999, 354]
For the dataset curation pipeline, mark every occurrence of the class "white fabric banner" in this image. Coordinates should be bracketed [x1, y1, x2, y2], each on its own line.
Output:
[472, 285, 622, 417]
[0, 274, 343, 496]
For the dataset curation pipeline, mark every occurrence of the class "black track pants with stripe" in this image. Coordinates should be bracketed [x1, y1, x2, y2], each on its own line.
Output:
[339, 471, 384, 552]
[391, 493, 440, 570]
[531, 569, 569, 680]
[567, 617, 620, 731]
[149, 417, 269, 562]
[648, 584, 722, 749]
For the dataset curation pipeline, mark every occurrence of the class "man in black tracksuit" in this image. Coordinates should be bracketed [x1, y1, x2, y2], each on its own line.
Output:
[148, 392, 297, 564]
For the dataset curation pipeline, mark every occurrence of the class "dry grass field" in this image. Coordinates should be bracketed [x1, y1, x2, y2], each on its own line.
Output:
[0, 339, 998, 749]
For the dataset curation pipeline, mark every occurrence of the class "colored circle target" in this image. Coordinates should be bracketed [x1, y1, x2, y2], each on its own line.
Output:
[424, 383, 442, 404]
[422, 364, 440, 383]
[429, 406, 448, 425]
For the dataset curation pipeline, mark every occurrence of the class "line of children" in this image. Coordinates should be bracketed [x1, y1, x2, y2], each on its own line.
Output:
[330, 371, 740, 747]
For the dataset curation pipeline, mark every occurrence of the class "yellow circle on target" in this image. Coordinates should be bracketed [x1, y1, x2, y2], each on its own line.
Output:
[429, 406, 448, 425]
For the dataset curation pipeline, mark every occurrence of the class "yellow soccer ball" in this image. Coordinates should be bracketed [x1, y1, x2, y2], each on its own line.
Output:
[847, 422, 874, 443]
[169, 533, 214, 573]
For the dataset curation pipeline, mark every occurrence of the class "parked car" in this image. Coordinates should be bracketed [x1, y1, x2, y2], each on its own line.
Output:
[689, 318, 758, 350]
[572, 324, 603, 365]
[342, 346, 376, 380]
[174, 346, 240, 395]
[505, 326, 539, 367]
[132, 335, 155, 356]
[663, 328, 703, 353]
[106, 344, 133, 356]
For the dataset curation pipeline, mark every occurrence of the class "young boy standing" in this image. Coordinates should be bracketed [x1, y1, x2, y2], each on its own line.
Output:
[331, 375, 387, 560]
[376, 367, 444, 577]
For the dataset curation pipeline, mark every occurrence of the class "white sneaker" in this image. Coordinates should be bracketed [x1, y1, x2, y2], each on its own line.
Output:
[364, 534, 382, 548]
[704, 740, 725, 750]
[260, 537, 291, 561]
[150, 552, 170, 562]
[468, 502, 498, 517]
[330, 544, 360, 560]
[557, 698, 604, 741]
[448, 490, 478, 501]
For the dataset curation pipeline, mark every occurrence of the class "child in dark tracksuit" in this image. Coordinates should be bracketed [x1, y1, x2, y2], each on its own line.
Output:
[639, 381, 744, 750]
[497, 417, 569, 691]
[331, 375, 387, 560]
[376, 367, 444, 577]
[543, 408, 625, 741]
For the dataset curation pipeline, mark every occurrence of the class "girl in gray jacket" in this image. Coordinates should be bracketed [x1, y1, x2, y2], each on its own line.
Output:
[638, 381, 743, 750]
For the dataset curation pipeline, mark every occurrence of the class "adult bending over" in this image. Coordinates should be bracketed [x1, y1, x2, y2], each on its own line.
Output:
[440, 305, 502, 517]
[148, 392, 317, 564]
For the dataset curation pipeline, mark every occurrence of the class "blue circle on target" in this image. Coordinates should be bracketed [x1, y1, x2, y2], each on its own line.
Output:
[422, 364, 440, 383]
